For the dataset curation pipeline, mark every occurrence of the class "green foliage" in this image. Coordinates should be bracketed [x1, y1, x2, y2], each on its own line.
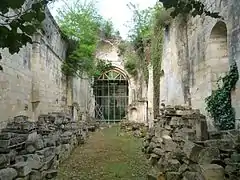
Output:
[93, 59, 112, 78]
[57, 0, 115, 78]
[205, 62, 239, 130]
[0, 0, 53, 55]
[120, 3, 155, 82]
[159, 0, 221, 18]
[151, 4, 165, 118]
[124, 55, 138, 78]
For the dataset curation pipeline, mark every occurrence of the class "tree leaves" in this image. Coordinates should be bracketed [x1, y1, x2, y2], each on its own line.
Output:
[159, 0, 222, 19]
[58, 0, 115, 78]
[0, 0, 52, 55]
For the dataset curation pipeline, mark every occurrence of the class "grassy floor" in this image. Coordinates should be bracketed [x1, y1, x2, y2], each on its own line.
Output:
[57, 126, 150, 180]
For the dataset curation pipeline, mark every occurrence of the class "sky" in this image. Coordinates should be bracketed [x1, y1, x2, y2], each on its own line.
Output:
[49, 0, 157, 39]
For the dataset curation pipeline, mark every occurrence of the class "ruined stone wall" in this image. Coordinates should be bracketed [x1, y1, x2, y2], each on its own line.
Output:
[0, 8, 97, 127]
[0, 9, 68, 127]
[0, 112, 99, 180]
[160, 0, 240, 129]
[143, 105, 240, 180]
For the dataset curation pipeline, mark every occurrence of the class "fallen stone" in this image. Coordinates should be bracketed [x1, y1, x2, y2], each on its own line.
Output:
[200, 164, 225, 180]
[24, 154, 43, 170]
[33, 135, 44, 150]
[149, 153, 160, 166]
[29, 170, 42, 180]
[45, 170, 58, 179]
[152, 148, 164, 156]
[183, 141, 203, 162]
[165, 159, 181, 172]
[166, 172, 181, 180]
[0, 168, 18, 180]
[15, 176, 29, 180]
[147, 168, 165, 180]
[231, 152, 240, 162]
[26, 144, 36, 153]
[12, 162, 31, 177]
[182, 171, 202, 180]
[162, 136, 177, 152]
[198, 147, 220, 164]
[0, 154, 10, 168]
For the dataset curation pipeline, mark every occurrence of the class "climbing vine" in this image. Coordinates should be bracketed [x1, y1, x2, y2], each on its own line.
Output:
[120, 3, 153, 82]
[150, 4, 167, 118]
[205, 62, 239, 130]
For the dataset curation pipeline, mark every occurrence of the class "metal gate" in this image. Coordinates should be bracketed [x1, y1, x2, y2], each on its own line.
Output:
[94, 69, 128, 123]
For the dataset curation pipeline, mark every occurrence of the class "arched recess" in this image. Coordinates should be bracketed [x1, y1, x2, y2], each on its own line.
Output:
[94, 67, 129, 123]
[206, 21, 228, 89]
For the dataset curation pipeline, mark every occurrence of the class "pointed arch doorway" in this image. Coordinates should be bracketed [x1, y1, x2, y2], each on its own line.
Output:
[94, 68, 129, 123]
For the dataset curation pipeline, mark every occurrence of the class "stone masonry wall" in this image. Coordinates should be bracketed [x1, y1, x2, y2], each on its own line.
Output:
[143, 105, 240, 180]
[0, 9, 68, 127]
[0, 112, 96, 180]
[0, 9, 94, 128]
[160, 0, 240, 129]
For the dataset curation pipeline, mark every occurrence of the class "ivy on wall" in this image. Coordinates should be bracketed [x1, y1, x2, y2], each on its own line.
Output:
[205, 62, 239, 130]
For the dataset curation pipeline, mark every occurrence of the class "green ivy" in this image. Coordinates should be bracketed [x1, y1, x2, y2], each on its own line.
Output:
[205, 62, 239, 130]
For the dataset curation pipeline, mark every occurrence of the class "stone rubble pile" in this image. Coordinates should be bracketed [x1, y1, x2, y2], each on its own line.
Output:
[0, 112, 95, 180]
[120, 120, 148, 138]
[143, 105, 240, 180]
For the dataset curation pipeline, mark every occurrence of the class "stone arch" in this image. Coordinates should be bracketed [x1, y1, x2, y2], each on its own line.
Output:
[206, 21, 228, 90]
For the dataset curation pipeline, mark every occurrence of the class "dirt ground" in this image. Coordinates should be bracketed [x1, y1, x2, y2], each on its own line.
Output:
[57, 126, 150, 180]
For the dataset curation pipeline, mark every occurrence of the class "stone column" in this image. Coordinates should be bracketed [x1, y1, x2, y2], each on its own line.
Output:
[31, 33, 42, 121]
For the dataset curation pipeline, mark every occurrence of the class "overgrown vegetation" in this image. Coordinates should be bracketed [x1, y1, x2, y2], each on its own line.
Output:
[57, 126, 150, 180]
[150, 4, 168, 118]
[0, 0, 53, 56]
[205, 62, 239, 130]
[159, 0, 221, 18]
[119, 3, 154, 82]
[57, 0, 117, 78]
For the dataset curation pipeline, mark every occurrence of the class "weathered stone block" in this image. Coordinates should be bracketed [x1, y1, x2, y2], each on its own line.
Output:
[36, 147, 55, 158]
[165, 159, 181, 172]
[45, 170, 58, 179]
[196, 118, 209, 141]
[26, 145, 36, 153]
[12, 162, 31, 177]
[152, 148, 164, 156]
[0, 139, 10, 148]
[24, 154, 43, 170]
[149, 153, 160, 166]
[29, 170, 42, 180]
[198, 147, 220, 164]
[231, 152, 240, 162]
[0, 168, 18, 180]
[200, 164, 224, 180]
[183, 141, 204, 162]
[162, 136, 177, 152]
[182, 171, 202, 180]
[33, 135, 44, 150]
[0, 154, 10, 168]
[166, 172, 181, 180]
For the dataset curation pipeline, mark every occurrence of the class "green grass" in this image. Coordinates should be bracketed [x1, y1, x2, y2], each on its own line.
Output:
[57, 126, 150, 180]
